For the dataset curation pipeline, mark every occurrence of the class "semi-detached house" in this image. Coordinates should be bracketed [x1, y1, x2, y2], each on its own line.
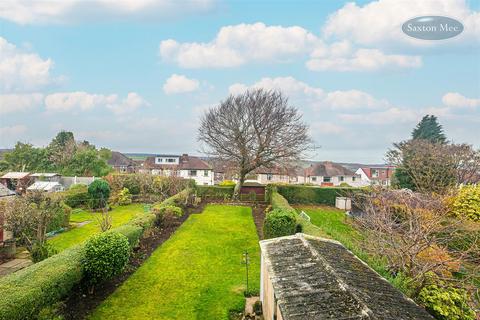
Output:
[141, 154, 214, 185]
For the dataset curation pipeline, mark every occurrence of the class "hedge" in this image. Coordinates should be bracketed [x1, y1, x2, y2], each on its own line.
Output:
[271, 191, 296, 213]
[263, 209, 297, 239]
[0, 245, 84, 320]
[196, 185, 234, 200]
[0, 211, 155, 320]
[57, 184, 90, 208]
[276, 185, 363, 206]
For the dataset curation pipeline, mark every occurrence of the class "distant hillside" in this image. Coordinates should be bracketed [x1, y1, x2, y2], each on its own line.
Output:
[124, 153, 156, 161]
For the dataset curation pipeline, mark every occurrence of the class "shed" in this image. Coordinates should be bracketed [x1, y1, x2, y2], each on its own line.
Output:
[260, 233, 433, 320]
[0, 172, 32, 194]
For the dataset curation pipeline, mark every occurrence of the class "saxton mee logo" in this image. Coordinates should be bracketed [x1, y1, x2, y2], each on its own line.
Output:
[402, 16, 463, 40]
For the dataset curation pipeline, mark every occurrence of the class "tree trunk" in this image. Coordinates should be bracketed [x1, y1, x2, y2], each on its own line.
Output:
[233, 174, 245, 200]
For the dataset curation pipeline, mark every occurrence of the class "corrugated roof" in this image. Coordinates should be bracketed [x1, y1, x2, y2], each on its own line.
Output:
[30, 173, 60, 177]
[260, 234, 433, 320]
[1, 172, 30, 179]
[27, 181, 63, 191]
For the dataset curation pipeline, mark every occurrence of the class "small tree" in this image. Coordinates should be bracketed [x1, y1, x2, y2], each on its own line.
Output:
[198, 89, 311, 198]
[88, 179, 111, 209]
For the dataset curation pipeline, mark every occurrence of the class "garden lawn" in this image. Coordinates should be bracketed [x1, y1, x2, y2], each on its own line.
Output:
[49, 204, 145, 252]
[90, 205, 260, 320]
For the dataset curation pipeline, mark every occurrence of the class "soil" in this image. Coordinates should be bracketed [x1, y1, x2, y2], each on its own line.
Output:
[62, 203, 206, 320]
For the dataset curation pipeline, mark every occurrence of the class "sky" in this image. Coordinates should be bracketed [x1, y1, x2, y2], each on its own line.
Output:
[0, 0, 479, 163]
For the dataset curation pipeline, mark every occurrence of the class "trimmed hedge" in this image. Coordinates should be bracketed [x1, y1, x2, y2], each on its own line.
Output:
[276, 185, 363, 206]
[0, 245, 84, 320]
[59, 184, 90, 208]
[196, 185, 234, 200]
[271, 191, 296, 213]
[263, 209, 297, 239]
[0, 211, 155, 320]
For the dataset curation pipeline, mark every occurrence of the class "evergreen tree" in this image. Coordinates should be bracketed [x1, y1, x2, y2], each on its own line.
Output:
[411, 115, 447, 144]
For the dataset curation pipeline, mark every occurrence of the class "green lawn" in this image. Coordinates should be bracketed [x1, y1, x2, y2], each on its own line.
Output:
[297, 205, 362, 249]
[49, 204, 144, 252]
[90, 205, 260, 320]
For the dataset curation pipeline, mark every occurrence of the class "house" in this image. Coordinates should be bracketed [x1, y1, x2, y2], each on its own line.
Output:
[303, 161, 361, 186]
[141, 154, 214, 185]
[356, 166, 395, 186]
[0, 172, 32, 194]
[254, 166, 306, 185]
[108, 151, 137, 173]
[260, 233, 434, 320]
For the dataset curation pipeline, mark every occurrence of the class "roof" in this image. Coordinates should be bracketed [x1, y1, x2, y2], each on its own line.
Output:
[144, 154, 211, 170]
[1, 172, 30, 179]
[260, 234, 433, 320]
[30, 173, 60, 178]
[305, 161, 355, 177]
[108, 151, 136, 167]
[27, 181, 63, 191]
[0, 184, 15, 197]
[359, 166, 395, 180]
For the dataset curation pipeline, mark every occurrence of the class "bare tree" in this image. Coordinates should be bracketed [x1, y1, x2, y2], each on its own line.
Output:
[449, 143, 480, 184]
[198, 89, 311, 198]
[353, 188, 479, 294]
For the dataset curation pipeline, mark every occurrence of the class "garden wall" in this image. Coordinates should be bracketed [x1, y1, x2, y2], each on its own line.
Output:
[276, 185, 363, 206]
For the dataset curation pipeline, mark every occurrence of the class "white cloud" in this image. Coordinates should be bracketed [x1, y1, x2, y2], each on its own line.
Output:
[0, 0, 216, 25]
[442, 92, 480, 108]
[307, 47, 422, 72]
[159, 22, 319, 68]
[322, 0, 480, 47]
[0, 93, 43, 114]
[228, 76, 389, 110]
[45, 91, 149, 115]
[163, 74, 199, 94]
[338, 107, 418, 125]
[0, 124, 27, 137]
[0, 37, 55, 92]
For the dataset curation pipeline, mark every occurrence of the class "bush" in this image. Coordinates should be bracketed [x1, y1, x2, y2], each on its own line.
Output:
[83, 232, 130, 285]
[153, 205, 183, 218]
[47, 201, 72, 232]
[112, 187, 132, 206]
[31, 242, 58, 263]
[60, 184, 90, 208]
[128, 212, 156, 231]
[451, 185, 480, 221]
[196, 185, 234, 200]
[0, 245, 84, 320]
[418, 283, 476, 320]
[219, 180, 236, 186]
[276, 185, 363, 206]
[110, 224, 143, 248]
[263, 209, 297, 239]
[88, 179, 111, 209]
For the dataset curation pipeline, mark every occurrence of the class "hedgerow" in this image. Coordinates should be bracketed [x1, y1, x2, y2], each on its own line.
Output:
[276, 185, 363, 206]
[196, 185, 234, 200]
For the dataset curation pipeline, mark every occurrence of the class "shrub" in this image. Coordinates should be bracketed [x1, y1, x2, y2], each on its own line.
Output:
[83, 232, 130, 285]
[88, 179, 111, 209]
[219, 180, 236, 186]
[31, 242, 58, 263]
[451, 184, 480, 221]
[276, 185, 363, 206]
[0, 245, 84, 320]
[110, 224, 143, 248]
[263, 209, 297, 239]
[60, 184, 90, 208]
[47, 201, 72, 232]
[196, 185, 234, 200]
[418, 283, 476, 320]
[128, 212, 156, 231]
[112, 187, 132, 206]
[154, 205, 183, 218]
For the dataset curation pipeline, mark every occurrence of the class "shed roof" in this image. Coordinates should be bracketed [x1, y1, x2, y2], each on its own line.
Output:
[1, 172, 30, 179]
[30, 173, 60, 178]
[27, 181, 63, 192]
[0, 184, 15, 197]
[260, 234, 433, 320]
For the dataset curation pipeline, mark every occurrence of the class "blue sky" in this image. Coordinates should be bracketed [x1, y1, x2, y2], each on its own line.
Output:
[0, 0, 479, 163]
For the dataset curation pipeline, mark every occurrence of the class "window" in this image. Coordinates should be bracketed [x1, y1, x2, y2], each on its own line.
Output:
[267, 174, 273, 181]
[352, 176, 356, 182]
[166, 158, 176, 163]
[189, 170, 197, 176]
[311, 177, 317, 182]
[204, 170, 209, 177]
[339, 176, 344, 182]
[323, 177, 331, 182]
[372, 169, 379, 177]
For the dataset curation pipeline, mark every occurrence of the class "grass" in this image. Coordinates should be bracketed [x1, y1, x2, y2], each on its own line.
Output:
[90, 205, 260, 320]
[49, 204, 144, 252]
